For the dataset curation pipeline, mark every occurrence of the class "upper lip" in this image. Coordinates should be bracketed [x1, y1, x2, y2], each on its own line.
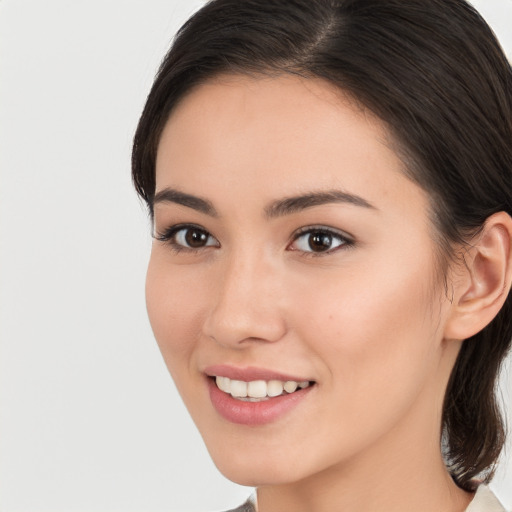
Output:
[204, 364, 313, 382]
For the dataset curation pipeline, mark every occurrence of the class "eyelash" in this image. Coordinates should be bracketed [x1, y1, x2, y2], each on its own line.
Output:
[154, 224, 219, 254]
[154, 223, 354, 256]
[289, 225, 354, 257]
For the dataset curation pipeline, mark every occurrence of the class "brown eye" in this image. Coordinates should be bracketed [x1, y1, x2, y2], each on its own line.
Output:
[289, 228, 351, 254]
[308, 232, 334, 252]
[184, 228, 210, 248]
[159, 225, 219, 250]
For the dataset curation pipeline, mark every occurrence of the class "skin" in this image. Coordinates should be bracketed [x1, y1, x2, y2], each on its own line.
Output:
[146, 75, 476, 512]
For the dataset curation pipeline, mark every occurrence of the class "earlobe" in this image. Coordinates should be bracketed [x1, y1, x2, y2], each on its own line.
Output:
[444, 211, 512, 341]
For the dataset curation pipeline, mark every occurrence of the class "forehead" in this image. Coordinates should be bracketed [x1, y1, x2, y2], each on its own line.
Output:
[155, 74, 427, 219]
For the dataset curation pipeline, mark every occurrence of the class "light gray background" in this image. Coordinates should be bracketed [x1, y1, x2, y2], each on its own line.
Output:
[0, 1, 511, 511]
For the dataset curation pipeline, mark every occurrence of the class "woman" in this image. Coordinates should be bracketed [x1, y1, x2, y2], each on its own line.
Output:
[132, 1, 512, 510]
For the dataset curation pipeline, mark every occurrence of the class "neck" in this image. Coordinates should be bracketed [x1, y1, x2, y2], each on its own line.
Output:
[257, 452, 472, 512]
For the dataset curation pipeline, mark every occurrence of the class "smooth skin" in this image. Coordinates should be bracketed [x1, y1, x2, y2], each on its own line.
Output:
[146, 75, 512, 512]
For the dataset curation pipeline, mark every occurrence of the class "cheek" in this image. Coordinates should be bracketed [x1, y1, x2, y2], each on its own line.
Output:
[288, 253, 442, 399]
[277, 260, 446, 467]
[145, 251, 209, 366]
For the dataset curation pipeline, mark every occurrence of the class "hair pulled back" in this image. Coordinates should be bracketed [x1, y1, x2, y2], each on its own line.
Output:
[132, 0, 512, 490]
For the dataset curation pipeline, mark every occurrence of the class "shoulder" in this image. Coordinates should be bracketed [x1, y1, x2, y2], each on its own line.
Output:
[219, 486, 510, 512]
[222, 495, 257, 512]
[465, 485, 509, 512]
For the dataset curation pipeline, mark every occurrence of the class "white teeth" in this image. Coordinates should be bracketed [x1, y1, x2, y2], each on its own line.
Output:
[267, 380, 284, 397]
[214, 376, 312, 400]
[283, 381, 298, 393]
[216, 376, 230, 393]
[247, 380, 267, 398]
[230, 380, 248, 397]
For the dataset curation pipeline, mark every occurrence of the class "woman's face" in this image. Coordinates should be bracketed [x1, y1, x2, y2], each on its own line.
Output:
[147, 75, 460, 486]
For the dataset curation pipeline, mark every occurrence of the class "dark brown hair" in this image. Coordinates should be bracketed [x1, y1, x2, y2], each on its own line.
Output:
[132, 0, 512, 490]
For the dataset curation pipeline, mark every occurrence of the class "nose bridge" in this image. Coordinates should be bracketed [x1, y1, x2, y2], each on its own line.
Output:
[225, 245, 268, 296]
[204, 244, 286, 346]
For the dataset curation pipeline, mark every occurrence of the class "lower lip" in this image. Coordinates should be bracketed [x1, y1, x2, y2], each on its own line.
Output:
[207, 378, 314, 426]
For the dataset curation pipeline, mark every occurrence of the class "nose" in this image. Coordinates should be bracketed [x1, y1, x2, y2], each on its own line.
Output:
[202, 250, 287, 348]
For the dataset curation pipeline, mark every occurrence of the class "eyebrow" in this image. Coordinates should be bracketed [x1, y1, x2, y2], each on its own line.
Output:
[153, 187, 375, 218]
[153, 188, 218, 217]
[264, 190, 376, 218]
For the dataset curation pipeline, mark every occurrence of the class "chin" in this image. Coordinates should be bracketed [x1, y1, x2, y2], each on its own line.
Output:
[215, 462, 299, 487]
[207, 443, 316, 487]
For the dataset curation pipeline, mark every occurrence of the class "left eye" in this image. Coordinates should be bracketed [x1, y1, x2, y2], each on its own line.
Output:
[289, 229, 350, 253]
[155, 224, 219, 251]
[172, 226, 218, 249]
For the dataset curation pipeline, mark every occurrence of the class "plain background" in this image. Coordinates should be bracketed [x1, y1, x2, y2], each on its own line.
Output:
[0, 1, 511, 511]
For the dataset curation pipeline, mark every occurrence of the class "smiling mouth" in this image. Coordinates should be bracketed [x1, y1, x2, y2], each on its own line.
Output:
[213, 376, 315, 402]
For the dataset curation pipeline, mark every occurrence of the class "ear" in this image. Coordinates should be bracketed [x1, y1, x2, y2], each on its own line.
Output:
[444, 211, 512, 341]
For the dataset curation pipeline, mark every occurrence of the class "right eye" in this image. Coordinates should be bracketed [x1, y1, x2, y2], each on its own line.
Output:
[155, 224, 220, 251]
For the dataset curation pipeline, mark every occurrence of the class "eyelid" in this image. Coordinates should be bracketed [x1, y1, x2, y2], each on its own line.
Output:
[288, 225, 355, 254]
[153, 223, 219, 251]
[154, 223, 354, 255]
